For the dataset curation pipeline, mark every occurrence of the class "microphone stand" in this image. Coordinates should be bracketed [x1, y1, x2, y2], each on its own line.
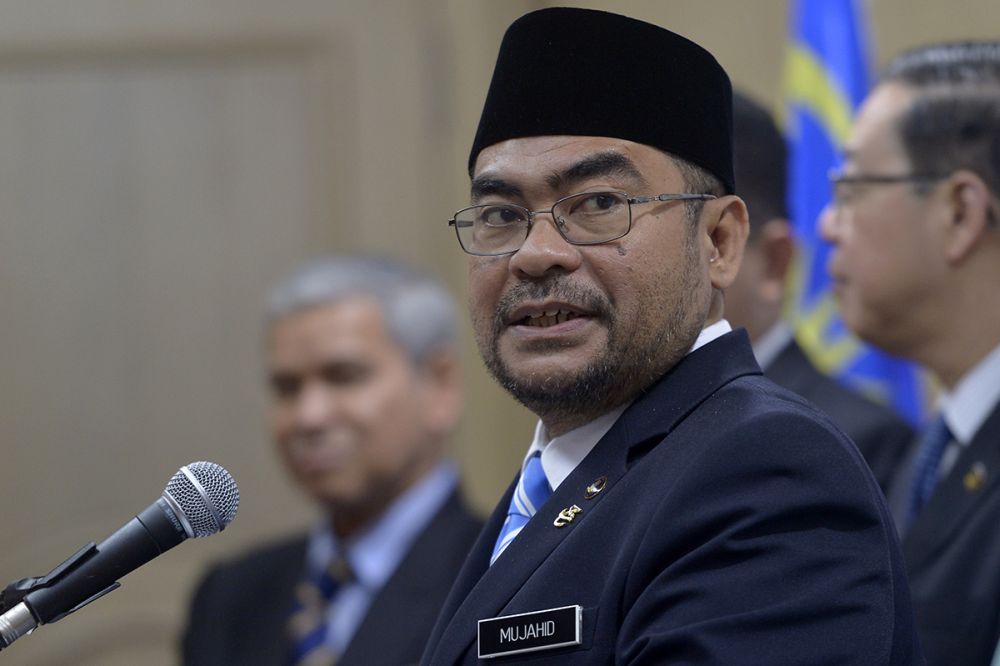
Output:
[0, 543, 120, 650]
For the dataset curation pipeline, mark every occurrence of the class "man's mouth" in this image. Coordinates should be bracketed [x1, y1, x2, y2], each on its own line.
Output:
[519, 309, 582, 327]
[825, 256, 845, 286]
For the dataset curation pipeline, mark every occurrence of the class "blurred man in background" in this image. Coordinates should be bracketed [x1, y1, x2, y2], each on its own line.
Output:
[183, 256, 482, 666]
[820, 41, 1000, 666]
[727, 91, 913, 491]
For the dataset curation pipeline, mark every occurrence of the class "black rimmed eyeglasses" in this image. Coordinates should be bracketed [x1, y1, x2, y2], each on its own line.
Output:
[828, 169, 946, 207]
[447, 190, 716, 256]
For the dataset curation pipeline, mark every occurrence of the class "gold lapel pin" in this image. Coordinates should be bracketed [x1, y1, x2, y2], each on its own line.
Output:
[964, 462, 988, 492]
[584, 476, 607, 499]
[553, 505, 582, 527]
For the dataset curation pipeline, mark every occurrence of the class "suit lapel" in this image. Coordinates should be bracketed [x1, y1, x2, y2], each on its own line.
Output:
[904, 401, 1000, 573]
[421, 479, 514, 665]
[426, 330, 761, 665]
[248, 538, 307, 666]
[888, 442, 921, 531]
[343, 492, 475, 665]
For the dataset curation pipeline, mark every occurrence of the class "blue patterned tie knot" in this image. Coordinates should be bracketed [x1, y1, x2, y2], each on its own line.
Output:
[906, 414, 953, 528]
[490, 452, 553, 565]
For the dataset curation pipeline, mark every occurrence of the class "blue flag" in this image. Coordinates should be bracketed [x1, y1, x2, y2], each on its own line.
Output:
[784, 0, 926, 424]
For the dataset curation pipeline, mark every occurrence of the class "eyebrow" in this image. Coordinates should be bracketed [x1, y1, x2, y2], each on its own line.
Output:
[470, 177, 522, 201]
[549, 151, 649, 191]
[469, 150, 650, 202]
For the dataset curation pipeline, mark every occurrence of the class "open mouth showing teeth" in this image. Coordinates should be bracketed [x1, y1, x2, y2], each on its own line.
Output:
[520, 310, 581, 327]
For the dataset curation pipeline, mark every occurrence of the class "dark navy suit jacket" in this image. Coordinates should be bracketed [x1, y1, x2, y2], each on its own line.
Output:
[182, 491, 481, 666]
[888, 399, 1000, 666]
[421, 331, 921, 665]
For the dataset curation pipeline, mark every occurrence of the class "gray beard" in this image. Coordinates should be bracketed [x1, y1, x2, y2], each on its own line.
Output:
[477, 248, 706, 433]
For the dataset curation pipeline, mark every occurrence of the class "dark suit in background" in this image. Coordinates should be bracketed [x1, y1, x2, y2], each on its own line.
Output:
[886, 400, 1000, 666]
[767, 337, 913, 490]
[727, 92, 914, 493]
[183, 491, 481, 666]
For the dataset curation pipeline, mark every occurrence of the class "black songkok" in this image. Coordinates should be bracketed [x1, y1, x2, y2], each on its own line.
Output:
[469, 7, 735, 194]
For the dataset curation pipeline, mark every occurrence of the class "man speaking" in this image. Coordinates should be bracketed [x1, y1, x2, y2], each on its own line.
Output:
[421, 8, 920, 665]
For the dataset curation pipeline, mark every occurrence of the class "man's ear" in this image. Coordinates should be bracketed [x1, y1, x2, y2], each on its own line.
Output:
[705, 195, 749, 290]
[757, 218, 795, 304]
[942, 170, 994, 264]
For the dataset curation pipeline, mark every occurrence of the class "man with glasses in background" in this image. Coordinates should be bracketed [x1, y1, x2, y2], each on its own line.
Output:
[820, 41, 1000, 666]
[726, 91, 914, 492]
[421, 8, 920, 665]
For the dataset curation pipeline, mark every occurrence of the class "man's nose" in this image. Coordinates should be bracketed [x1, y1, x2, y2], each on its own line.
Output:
[507, 213, 583, 279]
[291, 383, 335, 430]
[817, 203, 840, 243]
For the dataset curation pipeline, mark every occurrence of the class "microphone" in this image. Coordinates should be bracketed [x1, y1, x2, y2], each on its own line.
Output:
[0, 461, 239, 651]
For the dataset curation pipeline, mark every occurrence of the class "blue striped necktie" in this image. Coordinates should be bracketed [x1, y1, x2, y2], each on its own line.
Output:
[491, 452, 552, 565]
[287, 555, 353, 666]
[906, 414, 953, 528]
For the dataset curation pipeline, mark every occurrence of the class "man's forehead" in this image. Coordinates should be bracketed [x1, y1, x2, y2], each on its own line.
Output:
[844, 83, 913, 166]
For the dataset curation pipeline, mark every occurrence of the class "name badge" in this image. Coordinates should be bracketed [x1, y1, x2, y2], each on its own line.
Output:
[478, 605, 582, 659]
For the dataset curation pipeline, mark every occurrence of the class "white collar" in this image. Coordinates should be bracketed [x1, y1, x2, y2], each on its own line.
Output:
[527, 406, 627, 491]
[751, 321, 793, 370]
[939, 340, 1000, 446]
[306, 461, 457, 588]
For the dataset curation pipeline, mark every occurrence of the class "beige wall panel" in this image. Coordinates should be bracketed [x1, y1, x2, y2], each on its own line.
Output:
[0, 46, 343, 666]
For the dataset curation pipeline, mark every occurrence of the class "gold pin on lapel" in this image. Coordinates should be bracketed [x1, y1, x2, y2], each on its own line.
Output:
[964, 462, 988, 492]
[553, 505, 582, 527]
[584, 476, 607, 499]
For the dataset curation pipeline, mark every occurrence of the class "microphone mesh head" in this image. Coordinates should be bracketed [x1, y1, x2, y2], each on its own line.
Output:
[164, 461, 240, 537]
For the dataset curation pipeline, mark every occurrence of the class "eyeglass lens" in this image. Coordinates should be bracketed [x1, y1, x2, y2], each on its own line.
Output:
[453, 191, 631, 255]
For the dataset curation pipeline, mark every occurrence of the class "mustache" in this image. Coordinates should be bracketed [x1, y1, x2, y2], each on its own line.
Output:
[494, 278, 612, 327]
[286, 431, 352, 451]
